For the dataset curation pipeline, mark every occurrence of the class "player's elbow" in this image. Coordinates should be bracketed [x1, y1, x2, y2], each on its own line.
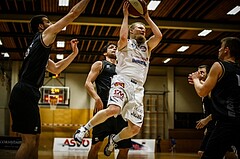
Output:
[120, 35, 128, 42]
[155, 32, 163, 41]
[47, 66, 58, 75]
[84, 82, 91, 90]
[53, 66, 62, 75]
[197, 89, 208, 98]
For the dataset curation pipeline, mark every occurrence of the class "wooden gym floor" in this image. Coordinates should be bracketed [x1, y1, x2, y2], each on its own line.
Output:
[0, 149, 199, 159]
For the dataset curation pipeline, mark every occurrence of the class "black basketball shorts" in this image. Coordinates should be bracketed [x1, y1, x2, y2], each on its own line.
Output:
[8, 82, 41, 134]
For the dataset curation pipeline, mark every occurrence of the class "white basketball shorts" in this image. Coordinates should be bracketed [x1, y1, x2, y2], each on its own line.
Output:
[107, 74, 144, 127]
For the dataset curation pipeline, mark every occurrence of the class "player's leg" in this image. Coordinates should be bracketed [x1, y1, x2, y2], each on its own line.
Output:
[89, 105, 121, 126]
[16, 134, 38, 159]
[29, 134, 40, 159]
[74, 76, 125, 139]
[198, 128, 211, 157]
[88, 118, 112, 159]
[114, 120, 140, 142]
[9, 82, 41, 159]
[104, 120, 136, 157]
[202, 121, 233, 159]
[88, 142, 103, 159]
[74, 105, 120, 144]
[85, 75, 127, 130]
[117, 148, 130, 159]
[104, 115, 132, 157]
[115, 115, 131, 159]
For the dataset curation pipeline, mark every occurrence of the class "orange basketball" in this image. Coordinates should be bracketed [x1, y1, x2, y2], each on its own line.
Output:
[128, 0, 147, 18]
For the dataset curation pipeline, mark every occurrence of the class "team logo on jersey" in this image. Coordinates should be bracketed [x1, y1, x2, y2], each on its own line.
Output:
[94, 137, 99, 142]
[111, 89, 125, 101]
[131, 107, 143, 120]
[24, 42, 33, 59]
[140, 46, 147, 52]
[34, 126, 38, 132]
[132, 58, 147, 66]
[131, 43, 137, 49]
[131, 111, 142, 120]
[114, 82, 125, 88]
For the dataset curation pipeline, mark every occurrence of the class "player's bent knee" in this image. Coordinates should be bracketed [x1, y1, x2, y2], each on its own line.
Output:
[106, 105, 120, 116]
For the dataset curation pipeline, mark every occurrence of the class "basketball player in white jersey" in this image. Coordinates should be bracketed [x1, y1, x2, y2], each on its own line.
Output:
[74, 1, 162, 155]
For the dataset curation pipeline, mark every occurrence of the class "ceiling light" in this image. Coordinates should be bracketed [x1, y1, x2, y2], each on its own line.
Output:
[177, 46, 189, 52]
[227, 6, 240, 15]
[163, 58, 171, 64]
[147, 0, 161, 11]
[0, 39, 2, 45]
[1, 52, 10, 58]
[198, 30, 212, 36]
[57, 41, 65, 48]
[59, 0, 69, 6]
[56, 54, 64, 60]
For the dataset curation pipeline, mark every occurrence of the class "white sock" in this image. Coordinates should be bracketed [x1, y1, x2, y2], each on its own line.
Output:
[83, 122, 93, 131]
[113, 134, 121, 143]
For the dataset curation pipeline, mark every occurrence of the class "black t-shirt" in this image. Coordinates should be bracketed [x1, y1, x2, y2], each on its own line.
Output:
[95, 60, 116, 108]
[211, 60, 240, 120]
[19, 32, 51, 88]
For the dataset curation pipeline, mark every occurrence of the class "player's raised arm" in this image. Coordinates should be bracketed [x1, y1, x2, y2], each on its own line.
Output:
[42, 0, 90, 46]
[143, 11, 162, 53]
[47, 39, 79, 75]
[118, 1, 129, 50]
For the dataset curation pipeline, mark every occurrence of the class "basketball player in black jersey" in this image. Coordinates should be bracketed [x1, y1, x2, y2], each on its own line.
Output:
[190, 65, 215, 157]
[8, 0, 90, 159]
[193, 65, 239, 159]
[85, 43, 131, 159]
[188, 37, 240, 159]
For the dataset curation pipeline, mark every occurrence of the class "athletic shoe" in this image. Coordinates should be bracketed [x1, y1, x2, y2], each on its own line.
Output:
[73, 126, 87, 145]
[104, 134, 117, 156]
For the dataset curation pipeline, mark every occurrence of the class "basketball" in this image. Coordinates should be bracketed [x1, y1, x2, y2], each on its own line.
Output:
[128, 0, 147, 18]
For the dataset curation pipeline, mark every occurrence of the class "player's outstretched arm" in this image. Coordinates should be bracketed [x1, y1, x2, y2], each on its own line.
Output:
[143, 11, 162, 53]
[118, 1, 129, 50]
[85, 61, 104, 111]
[43, 0, 90, 46]
[47, 39, 79, 74]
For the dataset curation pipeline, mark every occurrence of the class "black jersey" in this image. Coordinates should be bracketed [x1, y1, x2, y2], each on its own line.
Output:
[211, 60, 240, 120]
[95, 60, 116, 109]
[202, 96, 213, 117]
[202, 96, 215, 131]
[18, 32, 51, 88]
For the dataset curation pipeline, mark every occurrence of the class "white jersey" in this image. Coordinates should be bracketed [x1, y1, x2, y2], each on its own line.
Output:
[116, 39, 150, 86]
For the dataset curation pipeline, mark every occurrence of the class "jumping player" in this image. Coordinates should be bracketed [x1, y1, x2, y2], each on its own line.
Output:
[85, 43, 131, 159]
[73, 1, 162, 155]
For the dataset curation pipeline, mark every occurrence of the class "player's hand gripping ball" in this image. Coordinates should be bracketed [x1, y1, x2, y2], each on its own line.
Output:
[128, 0, 147, 18]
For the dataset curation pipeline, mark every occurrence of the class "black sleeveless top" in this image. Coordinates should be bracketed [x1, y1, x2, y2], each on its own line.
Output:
[202, 96, 213, 117]
[95, 60, 116, 109]
[202, 96, 215, 130]
[211, 60, 240, 120]
[19, 32, 51, 88]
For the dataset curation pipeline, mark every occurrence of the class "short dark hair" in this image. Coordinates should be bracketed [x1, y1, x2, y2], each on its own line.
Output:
[221, 37, 240, 59]
[30, 15, 47, 34]
[198, 65, 210, 74]
[101, 43, 116, 54]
